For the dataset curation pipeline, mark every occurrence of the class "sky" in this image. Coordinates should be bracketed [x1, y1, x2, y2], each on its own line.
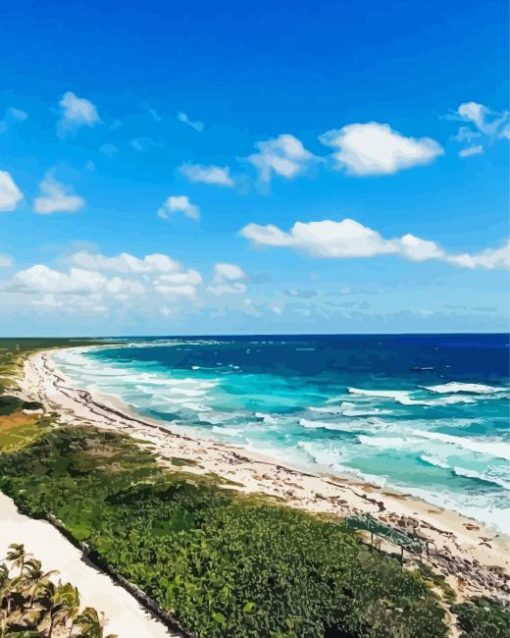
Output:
[0, 0, 508, 336]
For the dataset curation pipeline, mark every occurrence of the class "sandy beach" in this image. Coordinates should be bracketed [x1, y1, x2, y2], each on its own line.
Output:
[8, 347, 510, 603]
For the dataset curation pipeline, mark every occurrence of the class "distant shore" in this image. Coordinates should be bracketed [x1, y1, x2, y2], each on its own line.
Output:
[13, 347, 510, 599]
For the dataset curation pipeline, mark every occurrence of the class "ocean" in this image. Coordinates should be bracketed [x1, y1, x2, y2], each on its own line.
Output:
[52, 334, 510, 532]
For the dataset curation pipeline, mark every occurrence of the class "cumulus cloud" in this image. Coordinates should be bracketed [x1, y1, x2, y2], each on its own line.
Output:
[13, 265, 108, 294]
[158, 195, 200, 221]
[446, 241, 510, 270]
[6, 250, 205, 316]
[34, 175, 85, 214]
[68, 250, 180, 274]
[0, 254, 12, 268]
[247, 134, 316, 182]
[208, 262, 247, 295]
[179, 163, 234, 187]
[319, 122, 443, 175]
[454, 102, 509, 156]
[58, 91, 100, 132]
[0, 171, 23, 211]
[177, 112, 204, 132]
[241, 217, 508, 269]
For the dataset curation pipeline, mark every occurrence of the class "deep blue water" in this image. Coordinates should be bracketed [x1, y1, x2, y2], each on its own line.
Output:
[53, 334, 510, 531]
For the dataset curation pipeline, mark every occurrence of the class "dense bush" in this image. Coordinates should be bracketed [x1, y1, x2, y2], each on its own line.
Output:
[0, 426, 448, 638]
[452, 597, 510, 638]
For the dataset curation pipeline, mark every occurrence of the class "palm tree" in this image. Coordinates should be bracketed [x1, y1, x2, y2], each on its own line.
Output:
[53, 583, 80, 638]
[75, 607, 117, 638]
[20, 559, 57, 609]
[5, 544, 28, 577]
[0, 563, 12, 638]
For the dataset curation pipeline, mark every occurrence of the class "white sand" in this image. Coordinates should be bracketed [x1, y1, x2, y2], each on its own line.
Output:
[7, 348, 510, 601]
[0, 492, 177, 638]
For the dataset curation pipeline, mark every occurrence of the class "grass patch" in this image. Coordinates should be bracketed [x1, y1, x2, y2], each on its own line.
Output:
[170, 456, 198, 467]
[0, 412, 53, 453]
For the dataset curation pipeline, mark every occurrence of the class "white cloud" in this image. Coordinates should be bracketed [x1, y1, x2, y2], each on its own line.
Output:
[180, 163, 234, 187]
[0, 254, 12, 267]
[454, 102, 509, 156]
[446, 241, 510, 270]
[457, 101, 508, 137]
[459, 145, 483, 158]
[154, 270, 203, 297]
[13, 265, 106, 294]
[130, 136, 159, 152]
[8, 250, 204, 314]
[177, 112, 204, 132]
[158, 195, 200, 221]
[157, 270, 202, 285]
[68, 251, 180, 274]
[34, 175, 85, 214]
[0, 171, 23, 211]
[241, 217, 508, 269]
[208, 262, 247, 296]
[247, 134, 316, 182]
[33, 293, 64, 309]
[59, 91, 100, 131]
[319, 122, 443, 175]
[457, 102, 487, 130]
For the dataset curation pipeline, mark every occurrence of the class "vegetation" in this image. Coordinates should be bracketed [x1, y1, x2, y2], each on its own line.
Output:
[0, 423, 448, 638]
[0, 541, 116, 637]
[452, 597, 510, 638]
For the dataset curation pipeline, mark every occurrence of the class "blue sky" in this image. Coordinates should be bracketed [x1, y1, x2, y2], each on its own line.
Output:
[0, 0, 508, 336]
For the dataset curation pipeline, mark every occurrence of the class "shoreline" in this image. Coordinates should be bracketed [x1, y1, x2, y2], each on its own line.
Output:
[12, 347, 510, 598]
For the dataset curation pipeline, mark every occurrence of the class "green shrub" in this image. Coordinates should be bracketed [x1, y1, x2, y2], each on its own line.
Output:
[452, 597, 510, 638]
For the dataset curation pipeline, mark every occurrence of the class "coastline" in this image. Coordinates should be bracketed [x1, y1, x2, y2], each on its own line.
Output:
[12, 347, 510, 599]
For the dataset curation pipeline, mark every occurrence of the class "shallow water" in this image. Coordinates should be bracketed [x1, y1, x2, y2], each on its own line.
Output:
[53, 334, 510, 532]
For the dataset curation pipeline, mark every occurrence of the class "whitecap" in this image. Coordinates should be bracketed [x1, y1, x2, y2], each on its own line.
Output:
[451, 467, 510, 490]
[297, 441, 345, 467]
[410, 430, 510, 462]
[311, 401, 394, 416]
[425, 382, 507, 395]
[420, 454, 450, 470]
[357, 435, 407, 450]
[348, 387, 410, 401]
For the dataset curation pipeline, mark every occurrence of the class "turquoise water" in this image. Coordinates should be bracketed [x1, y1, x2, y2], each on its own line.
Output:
[52, 334, 510, 532]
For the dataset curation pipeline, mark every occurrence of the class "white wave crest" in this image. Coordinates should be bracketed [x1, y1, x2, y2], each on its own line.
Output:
[451, 466, 510, 490]
[425, 382, 507, 395]
[311, 401, 393, 416]
[348, 387, 410, 401]
[297, 441, 345, 467]
[411, 430, 510, 462]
